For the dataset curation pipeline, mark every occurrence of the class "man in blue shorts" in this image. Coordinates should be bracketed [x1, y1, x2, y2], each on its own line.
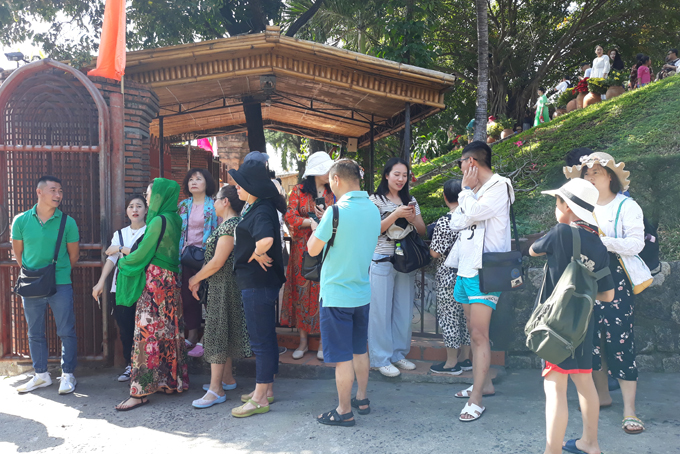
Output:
[445, 141, 514, 422]
[307, 159, 380, 427]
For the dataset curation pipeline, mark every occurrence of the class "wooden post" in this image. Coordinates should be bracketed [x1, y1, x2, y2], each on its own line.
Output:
[403, 102, 411, 165]
[243, 97, 267, 153]
[369, 117, 375, 194]
[159, 117, 165, 178]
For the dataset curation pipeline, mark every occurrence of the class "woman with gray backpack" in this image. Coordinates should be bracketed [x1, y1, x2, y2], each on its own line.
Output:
[566, 151, 652, 435]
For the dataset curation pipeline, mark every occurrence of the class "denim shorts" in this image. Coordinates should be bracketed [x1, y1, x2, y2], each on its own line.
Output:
[453, 275, 501, 310]
[320, 302, 370, 363]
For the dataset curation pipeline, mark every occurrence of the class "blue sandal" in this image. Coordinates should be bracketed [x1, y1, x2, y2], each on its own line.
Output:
[562, 439, 603, 454]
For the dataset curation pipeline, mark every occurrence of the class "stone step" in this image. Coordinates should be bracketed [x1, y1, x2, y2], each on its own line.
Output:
[275, 329, 506, 366]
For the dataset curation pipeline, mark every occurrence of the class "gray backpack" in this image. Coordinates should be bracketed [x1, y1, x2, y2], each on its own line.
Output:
[524, 226, 610, 364]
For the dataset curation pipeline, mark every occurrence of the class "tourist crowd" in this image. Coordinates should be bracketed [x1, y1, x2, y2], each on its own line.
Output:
[12, 140, 652, 452]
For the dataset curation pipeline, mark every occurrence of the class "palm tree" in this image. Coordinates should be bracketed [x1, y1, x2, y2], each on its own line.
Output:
[473, 0, 489, 142]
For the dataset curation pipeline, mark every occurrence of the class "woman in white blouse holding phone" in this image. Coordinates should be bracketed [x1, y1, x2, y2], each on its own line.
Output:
[92, 193, 147, 382]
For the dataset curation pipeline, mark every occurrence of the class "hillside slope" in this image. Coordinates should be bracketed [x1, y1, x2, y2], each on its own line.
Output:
[411, 76, 680, 260]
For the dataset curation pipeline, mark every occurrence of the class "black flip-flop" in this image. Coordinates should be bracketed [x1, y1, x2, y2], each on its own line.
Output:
[115, 397, 150, 411]
[351, 397, 371, 415]
[317, 409, 355, 427]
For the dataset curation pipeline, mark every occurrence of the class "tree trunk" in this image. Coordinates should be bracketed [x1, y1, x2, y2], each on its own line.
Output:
[473, 0, 489, 142]
[243, 97, 267, 153]
[308, 139, 327, 153]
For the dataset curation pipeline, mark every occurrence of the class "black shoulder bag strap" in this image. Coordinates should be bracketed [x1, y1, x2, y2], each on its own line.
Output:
[117, 229, 124, 248]
[506, 183, 521, 253]
[155, 215, 167, 252]
[320, 205, 339, 264]
[52, 214, 68, 264]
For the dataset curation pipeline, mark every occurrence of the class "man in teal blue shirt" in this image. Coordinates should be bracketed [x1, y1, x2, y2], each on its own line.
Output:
[12, 176, 80, 395]
[308, 159, 380, 427]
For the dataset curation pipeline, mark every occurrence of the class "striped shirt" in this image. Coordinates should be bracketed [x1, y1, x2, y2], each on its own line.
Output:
[369, 194, 421, 256]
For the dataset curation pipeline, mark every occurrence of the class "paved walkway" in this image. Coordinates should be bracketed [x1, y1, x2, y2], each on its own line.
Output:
[1, 369, 678, 453]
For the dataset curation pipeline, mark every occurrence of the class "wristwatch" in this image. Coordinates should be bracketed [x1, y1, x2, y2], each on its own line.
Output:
[463, 186, 472, 191]
[119, 246, 123, 253]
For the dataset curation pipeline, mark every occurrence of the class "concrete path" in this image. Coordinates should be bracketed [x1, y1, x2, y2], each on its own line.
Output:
[1, 369, 678, 453]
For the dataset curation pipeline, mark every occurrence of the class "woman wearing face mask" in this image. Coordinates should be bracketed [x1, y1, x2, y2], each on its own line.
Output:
[368, 157, 427, 378]
[565, 152, 651, 435]
[178, 168, 219, 355]
[187, 185, 252, 409]
[281, 151, 335, 361]
[92, 194, 148, 382]
[228, 160, 287, 418]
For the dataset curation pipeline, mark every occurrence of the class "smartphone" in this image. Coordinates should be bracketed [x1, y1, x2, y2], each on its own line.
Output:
[408, 201, 416, 207]
[315, 197, 326, 209]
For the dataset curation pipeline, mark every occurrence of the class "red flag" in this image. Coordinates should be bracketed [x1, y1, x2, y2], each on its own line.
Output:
[88, 0, 126, 81]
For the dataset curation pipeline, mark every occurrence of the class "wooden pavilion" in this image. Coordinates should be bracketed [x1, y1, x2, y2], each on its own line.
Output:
[119, 25, 456, 187]
[0, 26, 456, 368]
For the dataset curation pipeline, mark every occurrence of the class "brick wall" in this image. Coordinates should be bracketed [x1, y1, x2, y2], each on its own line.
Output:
[168, 144, 215, 200]
[87, 76, 160, 197]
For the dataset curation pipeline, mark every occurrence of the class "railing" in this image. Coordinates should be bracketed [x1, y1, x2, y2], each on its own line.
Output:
[279, 237, 442, 339]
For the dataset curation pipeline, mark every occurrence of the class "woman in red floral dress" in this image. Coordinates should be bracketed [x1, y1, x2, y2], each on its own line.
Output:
[281, 152, 335, 360]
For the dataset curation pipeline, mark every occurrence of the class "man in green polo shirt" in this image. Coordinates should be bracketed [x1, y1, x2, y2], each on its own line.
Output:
[12, 176, 80, 394]
[307, 159, 380, 427]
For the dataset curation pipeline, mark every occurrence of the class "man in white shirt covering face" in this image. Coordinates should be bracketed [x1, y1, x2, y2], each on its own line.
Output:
[445, 141, 514, 423]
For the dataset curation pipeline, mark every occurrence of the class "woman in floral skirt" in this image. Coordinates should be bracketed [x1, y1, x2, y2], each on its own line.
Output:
[281, 151, 334, 360]
[114, 178, 189, 411]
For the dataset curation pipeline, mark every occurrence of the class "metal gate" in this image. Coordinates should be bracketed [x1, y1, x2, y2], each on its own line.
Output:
[0, 60, 111, 361]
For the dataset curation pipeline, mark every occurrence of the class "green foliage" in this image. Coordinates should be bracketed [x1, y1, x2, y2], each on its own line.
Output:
[587, 78, 609, 95]
[556, 89, 577, 109]
[497, 115, 515, 130]
[413, 77, 680, 260]
[486, 121, 504, 139]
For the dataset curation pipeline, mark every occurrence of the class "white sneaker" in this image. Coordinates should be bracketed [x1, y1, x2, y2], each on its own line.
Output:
[17, 373, 52, 393]
[118, 365, 132, 382]
[58, 373, 77, 394]
[377, 364, 401, 377]
[393, 359, 416, 370]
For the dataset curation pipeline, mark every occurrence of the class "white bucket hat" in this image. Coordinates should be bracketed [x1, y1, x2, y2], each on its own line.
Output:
[541, 178, 599, 226]
[302, 151, 334, 179]
[563, 151, 630, 192]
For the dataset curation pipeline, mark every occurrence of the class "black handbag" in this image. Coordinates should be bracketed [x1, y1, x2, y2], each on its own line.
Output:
[181, 245, 205, 270]
[390, 228, 431, 273]
[301, 205, 338, 282]
[14, 213, 68, 298]
[478, 184, 524, 293]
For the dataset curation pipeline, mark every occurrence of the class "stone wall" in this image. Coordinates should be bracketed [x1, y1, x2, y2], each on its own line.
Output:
[417, 261, 679, 372]
[502, 262, 679, 372]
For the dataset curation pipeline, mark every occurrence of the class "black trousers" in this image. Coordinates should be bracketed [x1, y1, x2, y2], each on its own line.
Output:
[113, 293, 137, 366]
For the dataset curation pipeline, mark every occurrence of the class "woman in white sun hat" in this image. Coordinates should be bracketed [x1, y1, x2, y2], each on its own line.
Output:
[281, 151, 335, 361]
[564, 151, 651, 435]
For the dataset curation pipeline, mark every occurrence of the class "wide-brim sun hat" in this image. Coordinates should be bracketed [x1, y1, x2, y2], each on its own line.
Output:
[541, 178, 599, 226]
[228, 160, 279, 199]
[563, 151, 630, 192]
[302, 151, 334, 179]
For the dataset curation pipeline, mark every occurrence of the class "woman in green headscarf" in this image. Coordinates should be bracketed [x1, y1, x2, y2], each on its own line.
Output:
[534, 86, 550, 127]
[114, 178, 189, 411]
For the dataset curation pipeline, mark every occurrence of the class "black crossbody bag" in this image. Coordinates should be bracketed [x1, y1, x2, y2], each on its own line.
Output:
[478, 184, 524, 293]
[301, 205, 339, 282]
[14, 213, 68, 298]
